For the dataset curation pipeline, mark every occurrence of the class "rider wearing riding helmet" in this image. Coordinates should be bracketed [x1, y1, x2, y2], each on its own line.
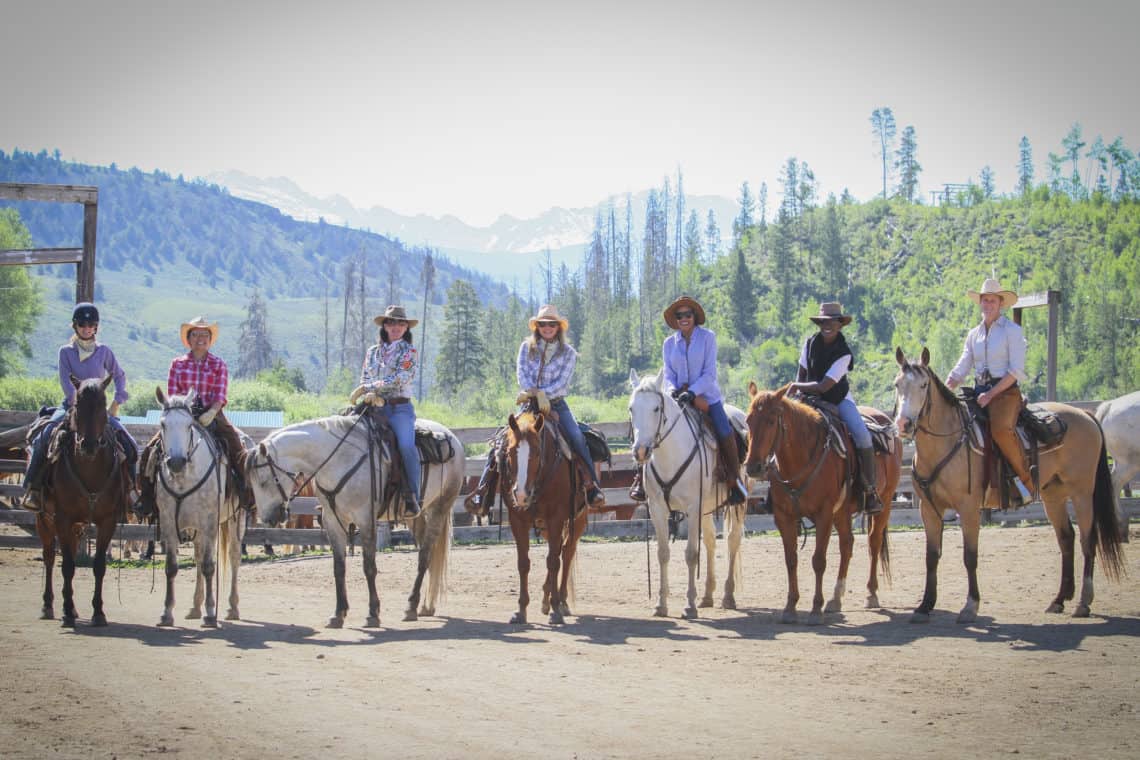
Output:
[629, 295, 748, 505]
[22, 302, 135, 511]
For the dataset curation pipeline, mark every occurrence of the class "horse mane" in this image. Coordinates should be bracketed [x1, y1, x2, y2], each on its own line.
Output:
[904, 360, 960, 408]
[312, 414, 359, 437]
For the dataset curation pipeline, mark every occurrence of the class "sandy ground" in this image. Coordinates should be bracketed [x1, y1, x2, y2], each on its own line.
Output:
[0, 522, 1137, 760]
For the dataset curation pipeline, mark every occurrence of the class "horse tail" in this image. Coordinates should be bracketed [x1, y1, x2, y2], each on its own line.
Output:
[1091, 435, 1126, 581]
[423, 482, 454, 613]
[878, 523, 892, 584]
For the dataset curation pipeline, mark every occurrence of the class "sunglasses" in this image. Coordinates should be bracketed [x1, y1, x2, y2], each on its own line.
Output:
[75, 320, 98, 328]
[674, 310, 694, 320]
[536, 320, 560, 328]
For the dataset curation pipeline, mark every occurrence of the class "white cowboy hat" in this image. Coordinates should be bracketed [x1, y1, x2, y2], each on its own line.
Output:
[373, 305, 419, 328]
[180, 316, 219, 348]
[967, 278, 1018, 309]
[528, 304, 570, 332]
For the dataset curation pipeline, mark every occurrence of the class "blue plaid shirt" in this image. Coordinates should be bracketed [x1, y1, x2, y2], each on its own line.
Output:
[517, 339, 577, 399]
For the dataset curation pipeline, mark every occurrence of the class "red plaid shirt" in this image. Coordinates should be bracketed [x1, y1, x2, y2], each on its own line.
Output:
[167, 351, 229, 407]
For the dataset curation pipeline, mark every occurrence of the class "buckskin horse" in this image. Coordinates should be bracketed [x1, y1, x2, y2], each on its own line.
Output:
[893, 347, 1125, 621]
[246, 413, 464, 628]
[744, 382, 901, 624]
[628, 369, 748, 619]
[35, 376, 130, 627]
[499, 406, 589, 625]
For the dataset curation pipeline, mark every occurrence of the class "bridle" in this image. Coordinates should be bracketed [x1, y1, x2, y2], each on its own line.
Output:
[753, 398, 833, 519]
[503, 415, 567, 513]
[631, 387, 707, 512]
[897, 365, 975, 510]
[60, 400, 122, 519]
[157, 404, 223, 527]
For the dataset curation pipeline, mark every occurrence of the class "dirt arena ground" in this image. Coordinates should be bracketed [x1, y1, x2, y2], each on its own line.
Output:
[0, 523, 1137, 760]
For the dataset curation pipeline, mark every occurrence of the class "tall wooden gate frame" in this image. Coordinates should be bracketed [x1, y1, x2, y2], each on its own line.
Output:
[0, 182, 98, 302]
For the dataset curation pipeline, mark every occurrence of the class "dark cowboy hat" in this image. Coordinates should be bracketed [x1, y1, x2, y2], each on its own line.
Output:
[808, 302, 853, 326]
[663, 295, 706, 329]
[373, 305, 419, 328]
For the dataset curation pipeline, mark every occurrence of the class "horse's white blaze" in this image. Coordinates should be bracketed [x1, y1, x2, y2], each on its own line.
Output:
[893, 370, 924, 438]
[514, 440, 532, 506]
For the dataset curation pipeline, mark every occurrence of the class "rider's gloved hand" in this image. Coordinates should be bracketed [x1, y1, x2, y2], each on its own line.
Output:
[676, 390, 695, 405]
[535, 390, 550, 414]
[349, 384, 368, 404]
[515, 389, 533, 405]
[197, 407, 218, 426]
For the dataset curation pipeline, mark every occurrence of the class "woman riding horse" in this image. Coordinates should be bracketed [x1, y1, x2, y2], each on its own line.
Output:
[23, 302, 135, 511]
[944, 278, 1033, 505]
[136, 316, 253, 516]
[788, 301, 883, 514]
[350, 305, 423, 518]
[630, 295, 747, 504]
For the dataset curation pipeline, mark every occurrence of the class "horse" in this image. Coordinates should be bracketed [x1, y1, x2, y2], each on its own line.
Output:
[627, 369, 747, 619]
[245, 413, 464, 628]
[498, 407, 589, 625]
[743, 383, 901, 624]
[1096, 389, 1139, 540]
[153, 388, 245, 628]
[893, 347, 1126, 621]
[34, 375, 130, 627]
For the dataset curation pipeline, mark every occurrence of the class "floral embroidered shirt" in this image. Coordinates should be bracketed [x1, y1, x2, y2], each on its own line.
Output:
[361, 340, 417, 398]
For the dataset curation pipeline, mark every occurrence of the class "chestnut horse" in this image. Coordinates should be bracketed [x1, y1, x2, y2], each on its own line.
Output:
[893, 347, 1125, 621]
[744, 382, 901, 624]
[500, 408, 589, 625]
[35, 376, 130, 627]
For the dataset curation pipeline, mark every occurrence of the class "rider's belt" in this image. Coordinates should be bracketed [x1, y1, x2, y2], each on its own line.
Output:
[547, 397, 563, 405]
[386, 397, 412, 406]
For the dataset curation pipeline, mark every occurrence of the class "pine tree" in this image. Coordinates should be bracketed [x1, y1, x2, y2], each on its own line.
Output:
[979, 166, 995, 199]
[417, 251, 435, 400]
[436, 279, 484, 394]
[870, 107, 897, 199]
[1017, 136, 1034, 196]
[733, 181, 755, 246]
[1062, 123, 1086, 197]
[705, 209, 721, 261]
[730, 246, 757, 342]
[895, 125, 921, 202]
[237, 288, 273, 377]
[820, 196, 847, 297]
[757, 181, 768, 231]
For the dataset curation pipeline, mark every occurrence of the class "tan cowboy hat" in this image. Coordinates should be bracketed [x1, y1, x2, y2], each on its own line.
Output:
[809, 302, 853, 326]
[663, 295, 706, 329]
[373, 305, 419, 328]
[180, 316, 219, 348]
[527, 304, 569, 332]
[967, 278, 1018, 309]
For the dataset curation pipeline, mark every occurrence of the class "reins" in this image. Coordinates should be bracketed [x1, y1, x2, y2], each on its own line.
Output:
[906, 367, 974, 514]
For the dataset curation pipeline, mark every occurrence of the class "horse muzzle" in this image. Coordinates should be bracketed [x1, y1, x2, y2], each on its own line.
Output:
[895, 416, 915, 439]
[165, 455, 187, 473]
[632, 444, 652, 464]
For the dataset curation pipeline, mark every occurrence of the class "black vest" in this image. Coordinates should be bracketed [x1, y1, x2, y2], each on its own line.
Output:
[805, 332, 854, 406]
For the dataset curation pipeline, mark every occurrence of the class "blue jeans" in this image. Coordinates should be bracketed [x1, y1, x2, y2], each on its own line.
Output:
[550, 398, 601, 488]
[706, 400, 733, 439]
[378, 401, 420, 499]
[837, 398, 871, 449]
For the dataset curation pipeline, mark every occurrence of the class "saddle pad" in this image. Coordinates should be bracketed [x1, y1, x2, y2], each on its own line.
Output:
[415, 426, 455, 464]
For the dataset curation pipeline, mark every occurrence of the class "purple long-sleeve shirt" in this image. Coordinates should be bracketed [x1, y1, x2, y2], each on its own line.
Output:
[57, 343, 129, 406]
[662, 325, 722, 405]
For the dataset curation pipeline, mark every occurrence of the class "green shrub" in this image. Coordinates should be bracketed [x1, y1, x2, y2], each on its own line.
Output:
[0, 376, 58, 411]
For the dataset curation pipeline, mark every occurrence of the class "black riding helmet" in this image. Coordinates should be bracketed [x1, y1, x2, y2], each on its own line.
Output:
[72, 302, 99, 325]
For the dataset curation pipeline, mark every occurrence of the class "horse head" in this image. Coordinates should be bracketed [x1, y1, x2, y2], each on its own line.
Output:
[743, 382, 791, 477]
[156, 386, 199, 473]
[71, 375, 112, 457]
[627, 368, 676, 464]
[246, 440, 291, 526]
[893, 346, 934, 439]
[504, 411, 547, 509]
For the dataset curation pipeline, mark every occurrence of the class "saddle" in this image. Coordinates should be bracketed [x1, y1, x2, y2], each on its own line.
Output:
[682, 404, 747, 489]
[797, 396, 896, 509]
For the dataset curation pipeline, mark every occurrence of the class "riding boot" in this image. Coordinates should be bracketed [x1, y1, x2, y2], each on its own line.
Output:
[719, 435, 748, 505]
[857, 447, 885, 515]
[464, 453, 498, 514]
[577, 457, 606, 507]
[134, 473, 157, 519]
[21, 431, 50, 512]
[628, 465, 647, 502]
[402, 491, 422, 519]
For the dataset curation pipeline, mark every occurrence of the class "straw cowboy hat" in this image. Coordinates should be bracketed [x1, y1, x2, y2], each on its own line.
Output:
[967, 278, 1018, 309]
[809, 301, 853, 326]
[373, 305, 419, 328]
[180, 316, 219, 348]
[527, 304, 570, 332]
[663, 295, 706, 330]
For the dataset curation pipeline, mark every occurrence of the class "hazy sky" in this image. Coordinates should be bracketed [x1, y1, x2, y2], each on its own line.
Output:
[4, 0, 1137, 226]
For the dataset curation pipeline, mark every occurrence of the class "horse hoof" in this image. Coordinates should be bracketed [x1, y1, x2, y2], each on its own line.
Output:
[225, 610, 240, 621]
[780, 611, 798, 625]
[158, 615, 174, 627]
[807, 612, 824, 626]
[549, 611, 565, 625]
[326, 617, 344, 629]
[699, 597, 714, 609]
[824, 600, 842, 614]
[653, 606, 668, 618]
[419, 606, 435, 617]
[558, 602, 571, 617]
[186, 609, 202, 620]
[956, 611, 977, 625]
[365, 616, 381, 628]
[40, 608, 54, 620]
[61, 616, 76, 629]
[865, 594, 881, 609]
[202, 617, 218, 628]
[91, 614, 108, 627]
[509, 612, 527, 625]
[403, 610, 418, 622]
[722, 596, 737, 610]
[682, 607, 699, 620]
[1045, 602, 1064, 614]
[910, 611, 930, 624]
[541, 602, 551, 615]
[1073, 605, 1091, 618]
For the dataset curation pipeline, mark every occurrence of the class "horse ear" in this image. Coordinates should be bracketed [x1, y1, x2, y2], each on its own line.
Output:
[70, 373, 81, 390]
[155, 386, 166, 405]
[895, 346, 906, 366]
[774, 383, 790, 400]
[186, 388, 197, 407]
[508, 413, 520, 436]
[748, 381, 759, 399]
[258, 442, 268, 457]
[629, 368, 640, 389]
[533, 414, 545, 432]
[654, 368, 665, 389]
[920, 346, 930, 367]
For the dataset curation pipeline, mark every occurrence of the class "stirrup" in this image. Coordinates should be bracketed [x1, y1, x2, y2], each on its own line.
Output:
[863, 494, 885, 515]
[727, 481, 747, 505]
[402, 495, 422, 519]
[587, 486, 605, 507]
[21, 488, 43, 513]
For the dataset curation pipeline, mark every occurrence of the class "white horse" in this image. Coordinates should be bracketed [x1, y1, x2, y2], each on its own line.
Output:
[245, 413, 464, 628]
[154, 389, 244, 628]
[628, 369, 748, 619]
[1097, 390, 1139, 541]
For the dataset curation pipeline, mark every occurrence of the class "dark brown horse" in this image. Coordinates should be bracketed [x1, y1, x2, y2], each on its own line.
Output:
[36, 376, 129, 627]
[500, 409, 589, 625]
[745, 383, 901, 624]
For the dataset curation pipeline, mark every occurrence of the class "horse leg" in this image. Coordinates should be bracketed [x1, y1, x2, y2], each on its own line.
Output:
[776, 509, 800, 624]
[543, 517, 566, 624]
[955, 506, 982, 624]
[808, 516, 833, 625]
[36, 512, 56, 619]
[722, 503, 745, 610]
[865, 512, 885, 608]
[826, 508, 854, 614]
[682, 510, 703, 620]
[159, 522, 179, 627]
[58, 524, 79, 628]
[650, 504, 671, 617]
[1044, 489, 1076, 615]
[698, 510, 717, 608]
[198, 531, 219, 628]
[911, 499, 945, 623]
[509, 512, 531, 625]
[224, 515, 242, 621]
[405, 516, 432, 621]
[326, 525, 350, 629]
[187, 535, 205, 620]
[90, 522, 114, 627]
[359, 523, 381, 628]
